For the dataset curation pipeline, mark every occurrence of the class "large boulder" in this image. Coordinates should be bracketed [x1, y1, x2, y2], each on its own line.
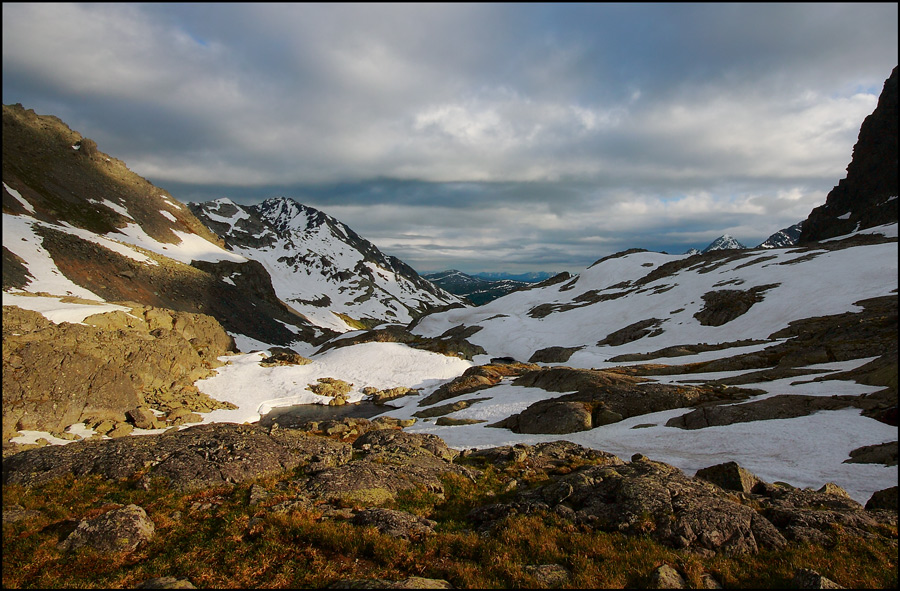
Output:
[58, 504, 154, 553]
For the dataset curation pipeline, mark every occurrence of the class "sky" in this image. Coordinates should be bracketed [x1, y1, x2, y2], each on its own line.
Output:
[3, 3, 898, 274]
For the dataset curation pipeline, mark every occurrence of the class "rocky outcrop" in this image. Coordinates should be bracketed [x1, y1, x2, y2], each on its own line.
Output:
[418, 362, 540, 406]
[467, 454, 895, 556]
[665, 394, 868, 430]
[2, 305, 237, 439]
[800, 66, 898, 243]
[3, 428, 896, 561]
[692, 284, 779, 327]
[493, 367, 758, 434]
[317, 324, 486, 361]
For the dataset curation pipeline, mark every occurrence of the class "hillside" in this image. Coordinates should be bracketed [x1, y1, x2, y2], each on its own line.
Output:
[190, 197, 464, 332]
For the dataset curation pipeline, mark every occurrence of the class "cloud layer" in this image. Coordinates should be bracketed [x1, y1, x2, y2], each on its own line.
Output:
[3, 3, 897, 272]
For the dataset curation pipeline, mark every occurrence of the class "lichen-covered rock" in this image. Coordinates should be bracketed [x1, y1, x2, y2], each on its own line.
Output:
[351, 507, 436, 539]
[328, 577, 453, 589]
[2, 423, 306, 491]
[695, 461, 762, 493]
[58, 504, 154, 553]
[792, 568, 846, 589]
[647, 564, 687, 589]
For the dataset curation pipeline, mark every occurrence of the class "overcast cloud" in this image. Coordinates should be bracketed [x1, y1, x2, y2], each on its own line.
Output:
[3, 3, 897, 273]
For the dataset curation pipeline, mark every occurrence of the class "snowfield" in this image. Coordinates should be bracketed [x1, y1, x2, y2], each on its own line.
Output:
[5, 223, 898, 505]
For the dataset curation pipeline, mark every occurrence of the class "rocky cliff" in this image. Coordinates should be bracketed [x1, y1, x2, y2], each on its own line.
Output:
[800, 66, 899, 243]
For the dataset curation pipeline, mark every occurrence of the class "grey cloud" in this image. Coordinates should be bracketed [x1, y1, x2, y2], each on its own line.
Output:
[2, 3, 897, 273]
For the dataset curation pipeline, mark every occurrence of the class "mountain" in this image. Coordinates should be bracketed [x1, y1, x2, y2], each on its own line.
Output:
[1, 103, 320, 348]
[700, 234, 747, 253]
[799, 66, 898, 243]
[189, 197, 465, 331]
[423, 269, 530, 305]
[757, 222, 803, 249]
[471, 271, 557, 283]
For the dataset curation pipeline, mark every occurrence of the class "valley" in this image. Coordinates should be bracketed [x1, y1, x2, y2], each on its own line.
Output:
[2, 65, 897, 589]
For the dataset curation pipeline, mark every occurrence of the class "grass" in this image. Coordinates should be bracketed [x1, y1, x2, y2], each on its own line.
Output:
[3, 469, 897, 589]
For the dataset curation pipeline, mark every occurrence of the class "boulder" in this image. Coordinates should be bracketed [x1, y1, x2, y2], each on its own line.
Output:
[351, 507, 436, 539]
[695, 461, 762, 493]
[58, 504, 154, 553]
[865, 486, 898, 511]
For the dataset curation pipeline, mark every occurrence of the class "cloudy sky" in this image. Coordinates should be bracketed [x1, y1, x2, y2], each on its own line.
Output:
[3, 3, 898, 273]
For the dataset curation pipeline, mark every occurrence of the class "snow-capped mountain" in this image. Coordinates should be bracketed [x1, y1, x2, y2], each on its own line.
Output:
[189, 197, 465, 332]
[701, 234, 747, 253]
[758, 222, 804, 249]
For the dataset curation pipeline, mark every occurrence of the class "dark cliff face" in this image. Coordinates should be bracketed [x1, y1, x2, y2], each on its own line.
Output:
[799, 66, 898, 244]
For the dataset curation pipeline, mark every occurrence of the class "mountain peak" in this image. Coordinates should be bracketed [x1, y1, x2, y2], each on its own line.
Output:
[701, 234, 747, 253]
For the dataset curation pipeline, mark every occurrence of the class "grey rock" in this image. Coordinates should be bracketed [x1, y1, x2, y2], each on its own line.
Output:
[647, 564, 687, 589]
[792, 568, 845, 589]
[351, 507, 436, 539]
[135, 577, 197, 589]
[58, 504, 154, 553]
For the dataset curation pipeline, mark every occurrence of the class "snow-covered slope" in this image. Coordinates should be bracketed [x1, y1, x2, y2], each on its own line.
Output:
[190, 197, 465, 332]
[410, 225, 897, 365]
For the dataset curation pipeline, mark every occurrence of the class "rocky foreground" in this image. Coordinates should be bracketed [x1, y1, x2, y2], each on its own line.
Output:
[3, 417, 897, 588]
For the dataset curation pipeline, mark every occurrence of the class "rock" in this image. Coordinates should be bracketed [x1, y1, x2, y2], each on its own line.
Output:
[844, 441, 898, 466]
[58, 504, 154, 553]
[353, 429, 458, 463]
[792, 568, 845, 589]
[695, 461, 762, 493]
[647, 564, 687, 589]
[528, 346, 582, 363]
[126, 406, 161, 430]
[666, 394, 858, 429]
[135, 577, 197, 589]
[524, 564, 570, 587]
[351, 507, 436, 539]
[260, 351, 312, 366]
[517, 401, 593, 434]
[3, 423, 307, 491]
[419, 362, 540, 406]
[434, 417, 486, 426]
[2, 305, 235, 437]
[2, 504, 42, 524]
[328, 577, 453, 589]
[107, 422, 135, 438]
[865, 486, 898, 511]
[503, 367, 756, 434]
[413, 398, 489, 419]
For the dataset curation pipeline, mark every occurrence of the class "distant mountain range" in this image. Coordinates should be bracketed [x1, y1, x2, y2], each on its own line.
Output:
[422, 270, 556, 305]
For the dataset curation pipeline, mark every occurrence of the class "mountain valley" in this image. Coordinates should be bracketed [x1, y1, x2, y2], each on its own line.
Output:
[2, 66, 898, 589]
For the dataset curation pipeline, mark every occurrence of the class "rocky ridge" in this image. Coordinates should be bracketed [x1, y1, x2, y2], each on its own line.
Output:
[800, 66, 899, 243]
[189, 197, 465, 331]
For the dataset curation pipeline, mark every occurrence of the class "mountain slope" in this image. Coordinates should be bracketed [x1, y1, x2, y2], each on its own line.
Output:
[189, 197, 465, 331]
[2, 103, 323, 347]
